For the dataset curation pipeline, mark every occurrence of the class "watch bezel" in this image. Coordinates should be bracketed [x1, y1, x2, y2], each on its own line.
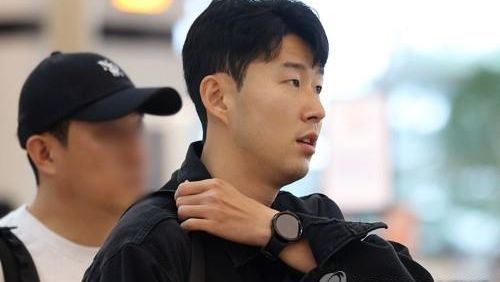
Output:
[272, 211, 302, 242]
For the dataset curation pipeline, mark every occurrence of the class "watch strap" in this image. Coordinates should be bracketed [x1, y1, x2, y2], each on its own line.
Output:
[261, 232, 287, 260]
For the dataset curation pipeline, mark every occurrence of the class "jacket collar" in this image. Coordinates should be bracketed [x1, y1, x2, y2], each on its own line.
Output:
[160, 141, 211, 192]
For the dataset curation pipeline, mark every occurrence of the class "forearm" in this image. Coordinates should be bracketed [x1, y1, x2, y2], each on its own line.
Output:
[279, 239, 317, 273]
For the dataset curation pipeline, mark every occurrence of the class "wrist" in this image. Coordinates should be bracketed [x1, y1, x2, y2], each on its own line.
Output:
[261, 211, 303, 260]
[257, 208, 279, 247]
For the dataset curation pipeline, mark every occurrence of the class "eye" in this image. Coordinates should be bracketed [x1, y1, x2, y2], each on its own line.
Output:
[315, 85, 323, 94]
[287, 79, 300, 88]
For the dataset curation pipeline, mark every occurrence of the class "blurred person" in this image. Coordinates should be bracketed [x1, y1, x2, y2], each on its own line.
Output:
[0, 52, 181, 282]
[84, 1, 433, 281]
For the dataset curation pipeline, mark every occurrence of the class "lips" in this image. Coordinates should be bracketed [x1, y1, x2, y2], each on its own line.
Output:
[296, 133, 318, 147]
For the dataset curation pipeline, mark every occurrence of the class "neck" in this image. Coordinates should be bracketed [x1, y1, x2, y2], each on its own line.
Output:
[28, 183, 118, 247]
[201, 130, 279, 206]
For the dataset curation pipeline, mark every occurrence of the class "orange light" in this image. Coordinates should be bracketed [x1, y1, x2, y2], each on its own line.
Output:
[112, 0, 173, 15]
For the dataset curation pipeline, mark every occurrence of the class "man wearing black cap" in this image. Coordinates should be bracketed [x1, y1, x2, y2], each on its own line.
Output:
[0, 51, 181, 282]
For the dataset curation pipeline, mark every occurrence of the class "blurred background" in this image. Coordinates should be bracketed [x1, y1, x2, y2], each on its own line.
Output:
[0, 0, 498, 280]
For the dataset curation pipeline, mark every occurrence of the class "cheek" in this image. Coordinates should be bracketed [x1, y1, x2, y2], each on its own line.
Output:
[233, 96, 297, 157]
[66, 141, 122, 178]
[62, 147, 107, 185]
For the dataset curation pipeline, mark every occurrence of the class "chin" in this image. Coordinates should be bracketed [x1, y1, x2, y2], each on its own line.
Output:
[280, 163, 309, 186]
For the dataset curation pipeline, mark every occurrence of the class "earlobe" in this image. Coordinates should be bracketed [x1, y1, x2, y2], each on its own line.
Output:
[26, 135, 57, 176]
[199, 74, 230, 125]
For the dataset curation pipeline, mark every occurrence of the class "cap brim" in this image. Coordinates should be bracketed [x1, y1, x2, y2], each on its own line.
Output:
[72, 87, 182, 121]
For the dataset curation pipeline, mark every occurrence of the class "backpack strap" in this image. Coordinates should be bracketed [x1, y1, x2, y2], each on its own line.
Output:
[156, 180, 206, 282]
[155, 189, 205, 282]
[189, 232, 205, 282]
[0, 227, 40, 282]
[0, 228, 18, 282]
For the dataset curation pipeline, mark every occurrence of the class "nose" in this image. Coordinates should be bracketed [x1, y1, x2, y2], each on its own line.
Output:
[302, 93, 325, 124]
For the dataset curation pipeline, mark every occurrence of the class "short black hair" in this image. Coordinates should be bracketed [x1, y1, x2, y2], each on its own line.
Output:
[27, 120, 70, 185]
[182, 0, 329, 138]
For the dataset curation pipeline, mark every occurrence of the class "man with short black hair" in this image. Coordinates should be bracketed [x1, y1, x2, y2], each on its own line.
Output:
[84, 1, 434, 281]
[0, 51, 181, 282]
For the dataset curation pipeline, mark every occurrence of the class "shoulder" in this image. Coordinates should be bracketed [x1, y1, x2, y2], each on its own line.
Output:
[0, 205, 34, 241]
[90, 190, 191, 270]
[275, 191, 344, 220]
[0, 205, 26, 227]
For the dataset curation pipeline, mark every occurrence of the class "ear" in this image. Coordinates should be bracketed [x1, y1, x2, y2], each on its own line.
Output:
[199, 74, 233, 125]
[25, 134, 58, 177]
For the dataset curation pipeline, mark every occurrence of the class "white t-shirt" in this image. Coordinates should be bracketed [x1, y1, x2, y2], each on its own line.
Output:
[0, 205, 99, 282]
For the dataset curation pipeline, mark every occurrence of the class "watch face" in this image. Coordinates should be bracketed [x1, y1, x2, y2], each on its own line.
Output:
[275, 213, 301, 241]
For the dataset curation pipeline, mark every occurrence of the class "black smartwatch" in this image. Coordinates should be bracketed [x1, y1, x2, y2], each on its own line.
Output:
[261, 211, 302, 260]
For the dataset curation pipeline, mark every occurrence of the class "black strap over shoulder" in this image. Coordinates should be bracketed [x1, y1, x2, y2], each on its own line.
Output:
[156, 173, 207, 282]
[0, 227, 40, 282]
[189, 232, 205, 282]
[153, 189, 206, 282]
[0, 228, 18, 282]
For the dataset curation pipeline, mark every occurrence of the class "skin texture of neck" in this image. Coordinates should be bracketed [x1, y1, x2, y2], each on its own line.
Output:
[28, 181, 119, 247]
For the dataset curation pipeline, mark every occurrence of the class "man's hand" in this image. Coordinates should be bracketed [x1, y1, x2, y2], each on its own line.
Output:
[175, 179, 277, 247]
[175, 178, 317, 273]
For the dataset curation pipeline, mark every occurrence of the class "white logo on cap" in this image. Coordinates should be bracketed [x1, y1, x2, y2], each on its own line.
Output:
[97, 59, 124, 77]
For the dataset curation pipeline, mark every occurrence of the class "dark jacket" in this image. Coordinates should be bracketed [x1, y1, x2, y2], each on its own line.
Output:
[83, 141, 434, 282]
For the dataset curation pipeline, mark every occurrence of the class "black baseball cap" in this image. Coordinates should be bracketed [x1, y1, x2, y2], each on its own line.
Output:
[17, 51, 182, 149]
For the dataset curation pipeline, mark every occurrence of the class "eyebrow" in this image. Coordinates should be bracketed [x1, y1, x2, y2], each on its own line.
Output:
[282, 62, 324, 75]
